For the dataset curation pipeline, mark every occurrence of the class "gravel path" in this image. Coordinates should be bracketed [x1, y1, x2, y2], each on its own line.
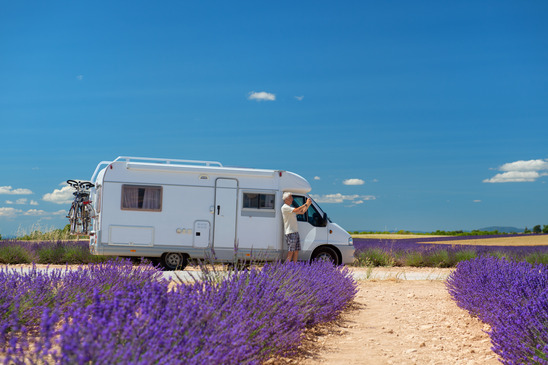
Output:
[274, 277, 498, 365]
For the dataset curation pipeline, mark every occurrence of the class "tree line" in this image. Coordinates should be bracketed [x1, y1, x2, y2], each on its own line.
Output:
[524, 225, 548, 234]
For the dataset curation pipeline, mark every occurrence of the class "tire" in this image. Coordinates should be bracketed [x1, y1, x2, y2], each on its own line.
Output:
[311, 246, 340, 266]
[161, 253, 188, 271]
[68, 205, 78, 234]
[82, 205, 93, 235]
[75, 205, 85, 235]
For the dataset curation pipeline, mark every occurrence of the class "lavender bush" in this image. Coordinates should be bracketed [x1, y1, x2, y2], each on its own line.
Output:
[0, 260, 357, 364]
[446, 257, 548, 364]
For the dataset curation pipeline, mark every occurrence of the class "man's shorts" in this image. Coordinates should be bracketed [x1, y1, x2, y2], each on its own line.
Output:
[285, 232, 301, 252]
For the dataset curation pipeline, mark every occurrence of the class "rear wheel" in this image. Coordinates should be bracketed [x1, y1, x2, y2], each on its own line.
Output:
[311, 246, 340, 265]
[81, 206, 89, 235]
[161, 253, 188, 271]
[82, 205, 94, 235]
[68, 204, 78, 234]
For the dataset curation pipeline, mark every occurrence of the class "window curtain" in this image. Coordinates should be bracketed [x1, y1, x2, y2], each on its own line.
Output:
[143, 188, 161, 210]
[122, 187, 139, 209]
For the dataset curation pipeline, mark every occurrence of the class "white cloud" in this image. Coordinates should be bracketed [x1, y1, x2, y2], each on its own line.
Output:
[342, 178, 365, 186]
[0, 206, 66, 219]
[314, 176, 321, 180]
[295, 96, 304, 101]
[42, 184, 74, 204]
[473, 200, 482, 203]
[484, 171, 546, 183]
[0, 186, 33, 195]
[310, 193, 375, 205]
[499, 159, 548, 172]
[76, 75, 84, 81]
[30, 200, 39, 206]
[248, 91, 276, 101]
[0, 207, 22, 218]
[23, 209, 47, 216]
[484, 159, 548, 183]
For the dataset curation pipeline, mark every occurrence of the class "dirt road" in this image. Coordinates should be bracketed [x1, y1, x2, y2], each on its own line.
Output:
[275, 277, 499, 365]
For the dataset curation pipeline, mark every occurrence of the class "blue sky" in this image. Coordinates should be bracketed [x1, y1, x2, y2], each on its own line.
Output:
[1, 1, 547, 236]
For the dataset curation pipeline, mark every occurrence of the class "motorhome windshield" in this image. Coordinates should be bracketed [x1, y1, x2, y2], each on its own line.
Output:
[308, 195, 331, 223]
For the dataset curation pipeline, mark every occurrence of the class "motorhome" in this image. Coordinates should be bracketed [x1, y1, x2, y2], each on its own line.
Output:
[86, 156, 355, 269]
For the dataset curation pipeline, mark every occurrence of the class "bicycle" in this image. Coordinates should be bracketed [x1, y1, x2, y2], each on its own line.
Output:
[66, 180, 95, 235]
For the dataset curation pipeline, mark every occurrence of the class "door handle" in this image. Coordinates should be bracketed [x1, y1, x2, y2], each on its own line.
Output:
[217, 205, 220, 215]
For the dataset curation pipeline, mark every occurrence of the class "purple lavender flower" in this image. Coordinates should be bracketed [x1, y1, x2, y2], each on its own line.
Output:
[1, 259, 357, 364]
[447, 257, 548, 364]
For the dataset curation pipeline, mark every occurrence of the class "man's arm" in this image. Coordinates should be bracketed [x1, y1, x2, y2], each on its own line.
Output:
[292, 198, 312, 214]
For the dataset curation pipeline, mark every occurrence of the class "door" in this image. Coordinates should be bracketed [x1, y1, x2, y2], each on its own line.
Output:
[213, 178, 238, 249]
[290, 195, 328, 251]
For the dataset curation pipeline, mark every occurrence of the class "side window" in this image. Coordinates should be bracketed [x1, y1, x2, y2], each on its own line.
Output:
[290, 196, 307, 222]
[121, 185, 162, 211]
[243, 193, 275, 210]
[291, 195, 324, 227]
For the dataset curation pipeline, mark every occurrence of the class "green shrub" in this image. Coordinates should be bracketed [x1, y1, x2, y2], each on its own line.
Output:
[488, 251, 510, 260]
[62, 246, 94, 264]
[0, 244, 32, 264]
[525, 252, 548, 265]
[355, 249, 395, 267]
[453, 249, 477, 263]
[37, 246, 66, 264]
[404, 251, 425, 267]
[423, 250, 452, 268]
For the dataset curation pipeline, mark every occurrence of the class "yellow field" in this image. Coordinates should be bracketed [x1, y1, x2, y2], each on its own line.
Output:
[420, 235, 548, 247]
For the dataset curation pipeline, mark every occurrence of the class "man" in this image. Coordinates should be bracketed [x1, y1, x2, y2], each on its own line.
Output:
[281, 192, 312, 263]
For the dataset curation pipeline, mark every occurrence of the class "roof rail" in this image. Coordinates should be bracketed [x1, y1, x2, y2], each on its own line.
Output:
[113, 156, 223, 167]
[90, 160, 114, 183]
[90, 156, 224, 182]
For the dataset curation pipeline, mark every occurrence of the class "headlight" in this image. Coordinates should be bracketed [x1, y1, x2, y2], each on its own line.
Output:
[348, 237, 353, 246]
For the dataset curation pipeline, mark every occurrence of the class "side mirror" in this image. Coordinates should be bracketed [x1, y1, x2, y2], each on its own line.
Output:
[322, 213, 328, 227]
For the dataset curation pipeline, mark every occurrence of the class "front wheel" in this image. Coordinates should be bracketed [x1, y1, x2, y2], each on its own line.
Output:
[161, 253, 188, 271]
[311, 247, 340, 266]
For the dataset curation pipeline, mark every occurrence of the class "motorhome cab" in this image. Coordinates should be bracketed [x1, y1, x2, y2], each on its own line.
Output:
[87, 157, 355, 270]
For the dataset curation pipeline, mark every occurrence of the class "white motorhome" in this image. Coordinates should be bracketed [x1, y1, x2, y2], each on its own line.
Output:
[87, 156, 355, 269]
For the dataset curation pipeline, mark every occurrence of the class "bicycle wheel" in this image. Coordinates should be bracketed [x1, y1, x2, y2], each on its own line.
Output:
[84, 204, 95, 234]
[68, 204, 78, 234]
[82, 206, 90, 235]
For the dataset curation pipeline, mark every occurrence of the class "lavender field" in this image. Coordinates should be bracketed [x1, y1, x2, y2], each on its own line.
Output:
[353, 234, 548, 267]
[0, 259, 357, 364]
[447, 257, 548, 364]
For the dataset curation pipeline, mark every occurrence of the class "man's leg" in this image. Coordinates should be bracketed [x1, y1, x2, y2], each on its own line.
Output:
[286, 251, 294, 263]
[292, 250, 299, 263]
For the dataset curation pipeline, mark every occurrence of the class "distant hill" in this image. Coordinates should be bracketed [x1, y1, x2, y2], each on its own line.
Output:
[477, 226, 524, 233]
